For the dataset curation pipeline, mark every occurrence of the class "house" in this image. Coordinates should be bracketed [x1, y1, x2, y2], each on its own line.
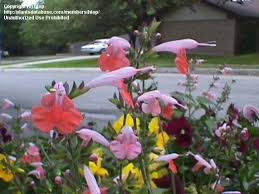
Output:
[159, 0, 259, 55]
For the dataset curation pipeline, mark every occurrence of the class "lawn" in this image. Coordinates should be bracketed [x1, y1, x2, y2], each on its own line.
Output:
[29, 53, 259, 68]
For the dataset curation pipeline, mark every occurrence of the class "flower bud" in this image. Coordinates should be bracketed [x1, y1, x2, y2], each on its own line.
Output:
[55, 176, 64, 186]
[241, 128, 249, 141]
[133, 30, 139, 36]
[89, 153, 98, 163]
[64, 169, 72, 177]
[155, 33, 161, 39]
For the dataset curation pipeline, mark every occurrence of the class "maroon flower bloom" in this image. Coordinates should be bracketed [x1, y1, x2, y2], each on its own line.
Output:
[239, 141, 248, 154]
[152, 175, 184, 194]
[253, 138, 259, 151]
[164, 117, 194, 148]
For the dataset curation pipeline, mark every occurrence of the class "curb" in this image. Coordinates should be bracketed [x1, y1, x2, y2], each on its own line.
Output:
[1, 67, 259, 76]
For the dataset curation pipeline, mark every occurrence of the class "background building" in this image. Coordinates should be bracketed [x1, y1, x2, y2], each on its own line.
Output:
[159, 0, 259, 55]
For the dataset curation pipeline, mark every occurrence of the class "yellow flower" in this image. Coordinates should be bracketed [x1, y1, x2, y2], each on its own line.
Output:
[122, 163, 143, 187]
[89, 158, 109, 177]
[113, 114, 140, 134]
[156, 132, 169, 150]
[0, 154, 14, 182]
[149, 117, 160, 134]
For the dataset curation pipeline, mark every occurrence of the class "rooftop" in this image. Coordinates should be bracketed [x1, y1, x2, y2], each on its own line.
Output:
[206, 0, 259, 18]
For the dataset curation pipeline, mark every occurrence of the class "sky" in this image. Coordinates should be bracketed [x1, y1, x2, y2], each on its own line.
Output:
[22, 0, 38, 6]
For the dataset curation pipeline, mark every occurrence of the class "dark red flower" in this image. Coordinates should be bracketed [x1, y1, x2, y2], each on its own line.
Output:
[152, 174, 184, 194]
[164, 117, 194, 148]
[239, 141, 248, 154]
[253, 138, 259, 151]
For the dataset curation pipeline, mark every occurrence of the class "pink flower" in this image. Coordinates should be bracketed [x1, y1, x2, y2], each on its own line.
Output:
[241, 128, 250, 141]
[28, 166, 46, 180]
[243, 105, 259, 121]
[1, 113, 13, 121]
[215, 123, 230, 139]
[22, 143, 42, 164]
[84, 165, 101, 194]
[220, 67, 233, 75]
[77, 128, 110, 147]
[86, 67, 154, 89]
[19, 111, 32, 121]
[152, 39, 216, 54]
[55, 176, 64, 186]
[155, 153, 180, 163]
[108, 36, 131, 50]
[192, 154, 218, 174]
[137, 90, 186, 116]
[86, 66, 155, 108]
[203, 91, 216, 101]
[110, 126, 142, 160]
[2, 99, 15, 110]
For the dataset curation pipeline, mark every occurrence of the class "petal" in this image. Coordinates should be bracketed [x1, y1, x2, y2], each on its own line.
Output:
[126, 142, 142, 160]
[118, 81, 134, 108]
[86, 67, 137, 89]
[41, 93, 55, 107]
[84, 166, 101, 194]
[77, 129, 110, 147]
[99, 46, 130, 72]
[194, 155, 211, 169]
[175, 49, 189, 75]
[152, 39, 216, 53]
[155, 153, 179, 162]
[108, 36, 131, 50]
[57, 109, 83, 135]
[110, 141, 126, 160]
[32, 106, 54, 133]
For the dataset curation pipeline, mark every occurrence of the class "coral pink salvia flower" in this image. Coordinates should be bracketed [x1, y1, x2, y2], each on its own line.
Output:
[137, 90, 186, 116]
[2, 99, 15, 110]
[155, 153, 180, 163]
[243, 104, 259, 121]
[99, 46, 130, 72]
[192, 154, 218, 174]
[84, 165, 101, 194]
[86, 67, 155, 89]
[108, 36, 131, 50]
[152, 39, 216, 54]
[86, 66, 155, 108]
[110, 126, 142, 160]
[32, 82, 83, 135]
[76, 128, 110, 147]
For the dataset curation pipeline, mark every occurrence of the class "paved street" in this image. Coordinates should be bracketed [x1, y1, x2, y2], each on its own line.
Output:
[0, 69, 258, 124]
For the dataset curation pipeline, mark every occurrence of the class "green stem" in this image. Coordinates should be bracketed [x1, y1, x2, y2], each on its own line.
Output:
[170, 172, 177, 194]
[139, 157, 153, 194]
[67, 138, 80, 194]
[119, 162, 124, 194]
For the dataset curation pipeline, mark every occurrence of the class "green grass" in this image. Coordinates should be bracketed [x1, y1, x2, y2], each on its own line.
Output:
[29, 53, 259, 69]
[29, 58, 98, 68]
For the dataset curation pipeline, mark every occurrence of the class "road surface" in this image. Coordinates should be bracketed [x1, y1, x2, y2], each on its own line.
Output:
[0, 69, 258, 125]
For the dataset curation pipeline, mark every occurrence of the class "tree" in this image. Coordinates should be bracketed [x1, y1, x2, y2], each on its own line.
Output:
[0, 0, 23, 55]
